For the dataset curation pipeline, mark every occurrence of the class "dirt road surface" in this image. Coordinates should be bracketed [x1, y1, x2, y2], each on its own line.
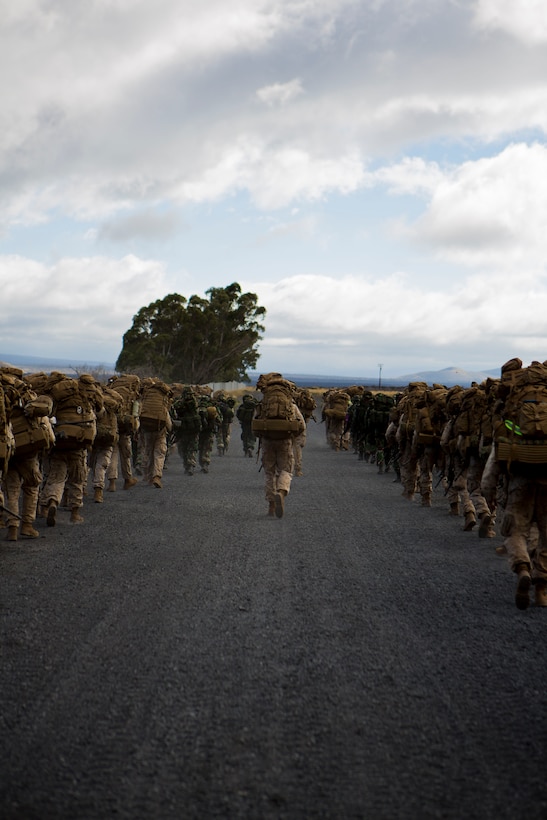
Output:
[2, 420, 547, 819]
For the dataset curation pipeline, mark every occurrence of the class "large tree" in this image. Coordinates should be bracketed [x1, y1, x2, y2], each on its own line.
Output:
[115, 283, 266, 383]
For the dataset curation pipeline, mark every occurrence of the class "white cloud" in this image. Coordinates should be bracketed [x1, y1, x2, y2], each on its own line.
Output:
[371, 157, 445, 196]
[4, 1, 547, 376]
[0, 254, 169, 360]
[178, 140, 365, 209]
[410, 142, 547, 268]
[255, 79, 305, 107]
[247, 270, 547, 374]
[473, 0, 547, 44]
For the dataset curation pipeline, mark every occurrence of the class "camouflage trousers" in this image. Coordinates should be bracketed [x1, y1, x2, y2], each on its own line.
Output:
[177, 434, 199, 472]
[89, 444, 114, 489]
[216, 423, 232, 452]
[3, 454, 42, 526]
[502, 475, 547, 581]
[141, 429, 168, 482]
[327, 417, 345, 451]
[261, 437, 294, 501]
[40, 447, 88, 509]
[239, 424, 256, 454]
[292, 429, 306, 475]
[466, 451, 491, 518]
[107, 435, 135, 482]
[198, 430, 215, 469]
[445, 453, 474, 515]
[399, 439, 418, 495]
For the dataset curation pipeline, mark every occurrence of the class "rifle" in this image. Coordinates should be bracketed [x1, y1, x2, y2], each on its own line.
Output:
[0, 502, 22, 520]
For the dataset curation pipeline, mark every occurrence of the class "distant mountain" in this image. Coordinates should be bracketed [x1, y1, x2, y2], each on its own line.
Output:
[0, 352, 116, 374]
[1, 357, 499, 388]
[252, 367, 500, 389]
[395, 366, 500, 388]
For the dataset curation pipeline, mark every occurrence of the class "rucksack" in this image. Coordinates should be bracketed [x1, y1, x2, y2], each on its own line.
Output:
[367, 393, 395, 434]
[197, 398, 221, 432]
[94, 387, 123, 448]
[295, 389, 316, 420]
[172, 391, 202, 436]
[43, 373, 97, 450]
[10, 391, 55, 459]
[399, 383, 428, 438]
[237, 397, 257, 425]
[252, 379, 301, 438]
[0, 385, 14, 470]
[324, 391, 351, 421]
[414, 387, 447, 444]
[494, 361, 547, 465]
[217, 400, 235, 424]
[109, 374, 141, 435]
[139, 379, 173, 432]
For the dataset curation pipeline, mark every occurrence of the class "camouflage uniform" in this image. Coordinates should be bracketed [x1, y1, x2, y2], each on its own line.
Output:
[236, 394, 258, 457]
[139, 379, 173, 488]
[197, 396, 222, 474]
[89, 385, 123, 503]
[214, 394, 235, 455]
[39, 373, 104, 525]
[255, 373, 306, 517]
[2, 371, 54, 539]
[171, 387, 201, 475]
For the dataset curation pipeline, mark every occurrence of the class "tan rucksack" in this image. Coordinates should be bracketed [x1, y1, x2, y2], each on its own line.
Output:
[10, 392, 55, 459]
[252, 378, 302, 439]
[44, 373, 97, 450]
[494, 360, 547, 465]
[0, 385, 14, 471]
[109, 374, 141, 435]
[139, 379, 173, 432]
[323, 391, 350, 420]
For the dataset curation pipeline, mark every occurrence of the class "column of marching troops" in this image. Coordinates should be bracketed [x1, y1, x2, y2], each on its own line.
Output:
[3, 358, 547, 609]
[0, 366, 316, 535]
[322, 358, 547, 610]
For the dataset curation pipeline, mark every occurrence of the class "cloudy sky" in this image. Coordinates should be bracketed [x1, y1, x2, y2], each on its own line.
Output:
[2, 0, 547, 379]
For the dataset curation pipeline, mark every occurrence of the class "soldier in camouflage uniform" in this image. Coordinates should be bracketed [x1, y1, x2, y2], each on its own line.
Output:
[236, 394, 258, 457]
[2, 369, 54, 540]
[171, 387, 201, 476]
[197, 395, 222, 474]
[39, 373, 104, 525]
[214, 392, 235, 456]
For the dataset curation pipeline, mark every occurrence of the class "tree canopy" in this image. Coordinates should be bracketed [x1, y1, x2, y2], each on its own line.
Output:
[115, 283, 266, 384]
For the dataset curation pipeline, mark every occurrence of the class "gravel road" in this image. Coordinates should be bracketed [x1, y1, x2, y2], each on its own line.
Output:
[2, 419, 547, 820]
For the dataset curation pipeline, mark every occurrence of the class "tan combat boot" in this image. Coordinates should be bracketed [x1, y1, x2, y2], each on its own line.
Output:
[94, 487, 104, 503]
[20, 523, 39, 538]
[421, 494, 432, 507]
[535, 582, 547, 607]
[275, 490, 287, 519]
[70, 507, 84, 524]
[107, 479, 117, 492]
[7, 526, 18, 541]
[124, 477, 138, 490]
[152, 476, 162, 488]
[478, 513, 492, 538]
[463, 511, 477, 531]
[267, 500, 275, 517]
[515, 563, 531, 610]
[46, 500, 57, 527]
[449, 502, 460, 516]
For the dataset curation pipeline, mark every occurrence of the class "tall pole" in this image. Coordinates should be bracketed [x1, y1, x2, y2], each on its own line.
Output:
[378, 363, 383, 389]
